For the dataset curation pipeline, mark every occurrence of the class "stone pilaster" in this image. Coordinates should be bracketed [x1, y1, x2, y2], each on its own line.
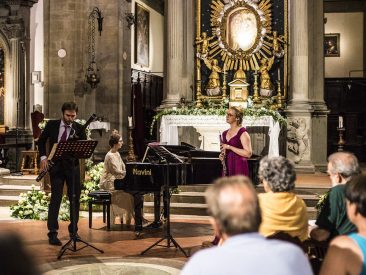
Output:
[309, 0, 329, 170]
[286, 0, 314, 172]
[160, 0, 184, 108]
[6, 22, 25, 129]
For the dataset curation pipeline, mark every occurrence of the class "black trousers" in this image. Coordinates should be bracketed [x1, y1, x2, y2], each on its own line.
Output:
[127, 192, 144, 230]
[47, 161, 81, 236]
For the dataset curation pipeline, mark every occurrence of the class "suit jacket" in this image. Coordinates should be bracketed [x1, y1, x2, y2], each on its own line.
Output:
[38, 119, 87, 161]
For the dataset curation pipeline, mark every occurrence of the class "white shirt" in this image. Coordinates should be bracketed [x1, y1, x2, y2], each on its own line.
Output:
[181, 233, 313, 275]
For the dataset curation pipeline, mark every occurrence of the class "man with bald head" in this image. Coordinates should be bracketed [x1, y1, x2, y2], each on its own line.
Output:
[311, 152, 360, 242]
[181, 176, 312, 275]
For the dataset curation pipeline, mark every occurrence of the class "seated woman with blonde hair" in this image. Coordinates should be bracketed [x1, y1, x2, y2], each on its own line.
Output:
[321, 174, 366, 275]
[99, 131, 134, 225]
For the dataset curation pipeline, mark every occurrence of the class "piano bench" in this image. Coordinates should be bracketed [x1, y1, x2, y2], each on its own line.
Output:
[88, 191, 112, 230]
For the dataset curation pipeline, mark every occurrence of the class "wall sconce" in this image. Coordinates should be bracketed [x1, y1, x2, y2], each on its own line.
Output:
[125, 13, 136, 29]
[90, 7, 103, 36]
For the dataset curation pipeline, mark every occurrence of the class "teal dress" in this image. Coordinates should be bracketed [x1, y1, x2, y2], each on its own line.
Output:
[349, 233, 366, 275]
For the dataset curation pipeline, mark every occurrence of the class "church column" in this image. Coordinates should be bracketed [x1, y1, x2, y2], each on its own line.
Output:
[6, 23, 24, 129]
[160, 0, 184, 108]
[286, 0, 315, 172]
[309, 0, 329, 170]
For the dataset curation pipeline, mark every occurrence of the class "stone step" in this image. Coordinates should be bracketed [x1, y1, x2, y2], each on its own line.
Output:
[0, 195, 19, 207]
[145, 191, 319, 207]
[180, 184, 329, 195]
[143, 201, 318, 220]
[0, 175, 39, 186]
[0, 185, 40, 196]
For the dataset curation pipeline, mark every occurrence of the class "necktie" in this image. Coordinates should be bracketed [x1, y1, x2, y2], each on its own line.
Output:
[60, 125, 69, 142]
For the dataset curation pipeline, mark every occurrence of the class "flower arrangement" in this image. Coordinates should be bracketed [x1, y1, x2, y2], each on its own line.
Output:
[10, 185, 70, 221]
[150, 99, 286, 135]
[80, 162, 104, 205]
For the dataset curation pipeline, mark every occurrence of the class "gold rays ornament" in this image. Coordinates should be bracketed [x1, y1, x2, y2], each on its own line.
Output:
[207, 0, 273, 72]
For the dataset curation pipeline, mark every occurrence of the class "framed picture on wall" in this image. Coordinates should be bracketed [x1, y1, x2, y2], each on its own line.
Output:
[324, 33, 340, 57]
[134, 3, 149, 67]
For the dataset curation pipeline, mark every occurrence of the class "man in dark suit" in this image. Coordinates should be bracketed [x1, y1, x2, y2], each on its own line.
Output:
[38, 102, 86, 246]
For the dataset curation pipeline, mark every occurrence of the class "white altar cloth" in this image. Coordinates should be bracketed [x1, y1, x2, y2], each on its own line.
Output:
[160, 115, 280, 157]
[89, 121, 111, 132]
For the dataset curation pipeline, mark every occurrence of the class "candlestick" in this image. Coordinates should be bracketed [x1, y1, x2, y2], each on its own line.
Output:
[338, 116, 343, 128]
[278, 67, 280, 81]
[128, 116, 133, 127]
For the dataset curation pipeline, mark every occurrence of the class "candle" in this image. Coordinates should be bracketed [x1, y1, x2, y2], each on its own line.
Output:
[278, 68, 281, 81]
[128, 116, 133, 127]
[339, 116, 343, 128]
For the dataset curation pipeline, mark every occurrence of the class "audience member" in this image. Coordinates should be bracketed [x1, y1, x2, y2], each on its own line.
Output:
[258, 156, 308, 241]
[310, 152, 360, 242]
[320, 174, 366, 275]
[182, 176, 313, 275]
[0, 232, 40, 275]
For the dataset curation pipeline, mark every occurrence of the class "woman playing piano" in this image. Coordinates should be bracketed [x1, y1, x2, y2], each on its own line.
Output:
[99, 131, 135, 225]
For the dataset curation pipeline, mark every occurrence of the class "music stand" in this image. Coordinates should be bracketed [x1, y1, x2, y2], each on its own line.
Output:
[141, 162, 188, 257]
[52, 140, 104, 259]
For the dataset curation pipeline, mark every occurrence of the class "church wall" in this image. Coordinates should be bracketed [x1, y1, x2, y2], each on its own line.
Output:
[325, 12, 363, 77]
[44, 0, 132, 155]
[131, 0, 164, 76]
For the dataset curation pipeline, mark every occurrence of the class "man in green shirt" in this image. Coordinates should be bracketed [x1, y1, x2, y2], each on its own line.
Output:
[310, 152, 360, 241]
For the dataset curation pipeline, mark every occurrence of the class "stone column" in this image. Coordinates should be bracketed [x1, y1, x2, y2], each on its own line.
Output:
[286, 0, 315, 172]
[6, 23, 24, 129]
[309, 0, 329, 170]
[160, 0, 184, 108]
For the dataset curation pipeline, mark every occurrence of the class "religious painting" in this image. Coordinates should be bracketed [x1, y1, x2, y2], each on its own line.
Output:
[134, 3, 149, 67]
[227, 8, 258, 52]
[324, 33, 340, 57]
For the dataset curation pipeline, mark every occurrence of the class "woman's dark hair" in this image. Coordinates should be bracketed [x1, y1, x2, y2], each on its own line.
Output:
[229, 106, 243, 125]
[61, 102, 78, 113]
[345, 174, 366, 218]
[109, 132, 121, 147]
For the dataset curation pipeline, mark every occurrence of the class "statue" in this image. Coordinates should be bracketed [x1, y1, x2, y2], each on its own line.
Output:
[287, 118, 309, 163]
[272, 31, 285, 58]
[203, 58, 222, 96]
[259, 56, 274, 97]
[196, 32, 214, 58]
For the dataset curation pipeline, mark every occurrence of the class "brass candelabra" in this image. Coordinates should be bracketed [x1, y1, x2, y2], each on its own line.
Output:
[337, 127, 346, 152]
[127, 126, 137, 162]
[252, 71, 261, 104]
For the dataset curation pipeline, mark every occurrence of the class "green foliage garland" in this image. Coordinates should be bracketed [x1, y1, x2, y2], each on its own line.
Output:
[150, 99, 286, 135]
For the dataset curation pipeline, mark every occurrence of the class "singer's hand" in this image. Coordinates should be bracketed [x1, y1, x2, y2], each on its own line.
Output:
[40, 159, 49, 172]
[219, 152, 225, 161]
[221, 144, 232, 150]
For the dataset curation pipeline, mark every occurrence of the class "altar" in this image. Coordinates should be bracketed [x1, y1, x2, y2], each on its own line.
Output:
[159, 115, 281, 157]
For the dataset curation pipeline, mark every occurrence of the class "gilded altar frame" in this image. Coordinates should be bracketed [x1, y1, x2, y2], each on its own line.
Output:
[194, 0, 288, 108]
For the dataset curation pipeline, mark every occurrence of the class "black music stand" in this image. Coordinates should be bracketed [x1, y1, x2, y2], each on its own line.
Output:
[141, 162, 188, 257]
[52, 140, 104, 259]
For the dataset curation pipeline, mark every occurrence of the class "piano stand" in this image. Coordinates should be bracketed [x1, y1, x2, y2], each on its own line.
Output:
[141, 164, 188, 257]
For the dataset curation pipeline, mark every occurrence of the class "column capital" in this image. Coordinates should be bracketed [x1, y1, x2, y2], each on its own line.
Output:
[1, 22, 24, 40]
